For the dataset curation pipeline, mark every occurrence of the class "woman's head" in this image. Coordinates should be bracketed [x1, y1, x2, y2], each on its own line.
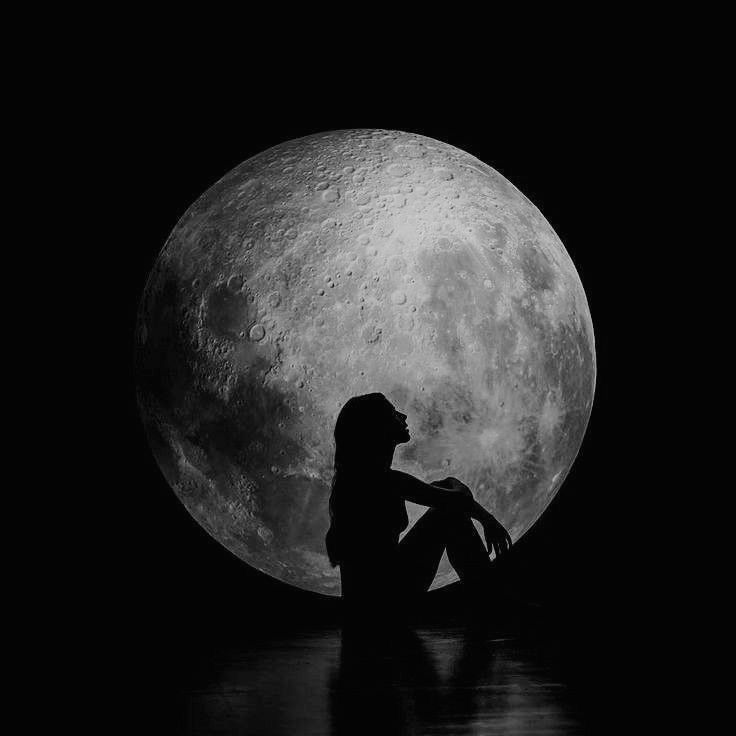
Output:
[333, 393, 409, 473]
[326, 393, 409, 567]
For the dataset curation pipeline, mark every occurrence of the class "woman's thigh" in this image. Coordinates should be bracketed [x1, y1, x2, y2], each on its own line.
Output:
[397, 508, 448, 596]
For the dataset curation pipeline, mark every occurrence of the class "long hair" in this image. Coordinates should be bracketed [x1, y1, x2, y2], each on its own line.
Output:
[325, 393, 393, 566]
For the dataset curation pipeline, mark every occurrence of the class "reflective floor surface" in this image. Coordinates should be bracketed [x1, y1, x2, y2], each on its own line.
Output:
[156, 621, 602, 735]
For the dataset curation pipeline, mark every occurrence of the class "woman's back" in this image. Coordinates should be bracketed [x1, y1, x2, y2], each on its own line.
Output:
[327, 470, 408, 604]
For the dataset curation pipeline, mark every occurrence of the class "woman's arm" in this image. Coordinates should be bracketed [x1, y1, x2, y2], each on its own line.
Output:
[390, 469, 490, 523]
[391, 469, 512, 557]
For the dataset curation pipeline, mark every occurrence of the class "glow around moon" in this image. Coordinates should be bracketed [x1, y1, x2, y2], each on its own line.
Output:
[135, 130, 596, 595]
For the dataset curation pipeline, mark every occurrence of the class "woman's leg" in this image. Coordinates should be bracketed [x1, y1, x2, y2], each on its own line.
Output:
[397, 509, 448, 595]
[398, 507, 494, 596]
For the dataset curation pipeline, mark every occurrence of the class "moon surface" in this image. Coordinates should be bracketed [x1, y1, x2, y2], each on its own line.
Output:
[135, 130, 596, 595]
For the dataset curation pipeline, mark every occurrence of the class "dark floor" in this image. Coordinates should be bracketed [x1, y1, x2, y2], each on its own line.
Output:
[185, 627, 586, 735]
[129, 598, 626, 736]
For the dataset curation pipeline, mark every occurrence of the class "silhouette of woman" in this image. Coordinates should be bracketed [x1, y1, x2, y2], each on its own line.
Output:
[325, 393, 512, 614]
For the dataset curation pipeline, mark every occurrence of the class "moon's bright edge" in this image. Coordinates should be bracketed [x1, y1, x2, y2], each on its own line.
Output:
[135, 130, 596, 595]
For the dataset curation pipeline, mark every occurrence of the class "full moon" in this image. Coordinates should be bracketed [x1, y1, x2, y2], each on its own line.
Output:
[136, 130, 595, 595]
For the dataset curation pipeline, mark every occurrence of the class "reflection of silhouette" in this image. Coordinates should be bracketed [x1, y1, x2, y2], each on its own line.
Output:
[328, 623, 496, 736]
[328, 626, 425, 736]
[178, 622, 584, 734]
[325, 393, 512, 619]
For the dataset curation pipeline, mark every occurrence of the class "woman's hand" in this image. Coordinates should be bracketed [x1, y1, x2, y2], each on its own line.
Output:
[481, 514, 512, 559]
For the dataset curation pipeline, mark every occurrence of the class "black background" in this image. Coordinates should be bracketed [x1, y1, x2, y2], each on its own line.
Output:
[89, 65, 676, 730]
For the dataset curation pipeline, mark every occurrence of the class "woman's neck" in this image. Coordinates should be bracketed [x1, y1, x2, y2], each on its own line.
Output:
[375, 442, 396, 471]
[336, 441, 397, 476]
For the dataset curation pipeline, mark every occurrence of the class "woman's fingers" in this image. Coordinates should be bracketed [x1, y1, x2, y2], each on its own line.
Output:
[493, 529, 510, 557]
[484, 529, 493, 556]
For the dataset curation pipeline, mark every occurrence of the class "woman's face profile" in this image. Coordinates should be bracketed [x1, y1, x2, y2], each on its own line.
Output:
[384, 401, 410, 445]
